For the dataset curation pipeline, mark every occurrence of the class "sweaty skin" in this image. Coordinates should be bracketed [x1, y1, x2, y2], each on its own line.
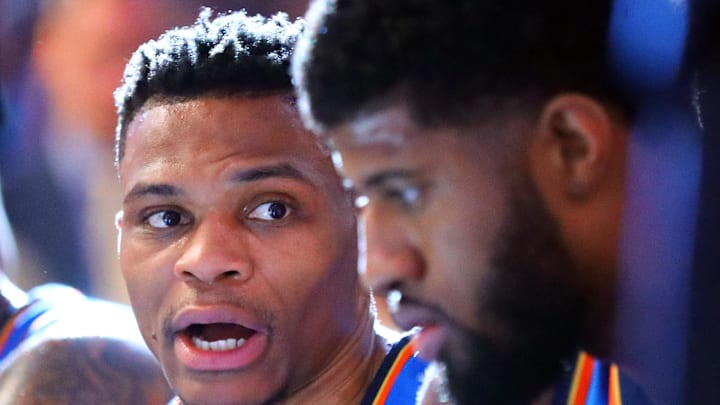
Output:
[118, 95, 385, 405]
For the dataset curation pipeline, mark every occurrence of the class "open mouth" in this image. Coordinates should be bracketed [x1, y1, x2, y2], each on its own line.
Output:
[185, 323, 258, 352]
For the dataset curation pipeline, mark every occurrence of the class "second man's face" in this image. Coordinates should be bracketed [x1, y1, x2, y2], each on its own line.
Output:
[117, 95, 361, 405]
[329, 103, 586, 404]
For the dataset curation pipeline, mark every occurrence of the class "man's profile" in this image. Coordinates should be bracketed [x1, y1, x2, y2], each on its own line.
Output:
[293, 0, 654, 404]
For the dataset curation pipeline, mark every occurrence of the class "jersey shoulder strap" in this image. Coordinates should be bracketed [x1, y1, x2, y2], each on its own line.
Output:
[554, 351, 651, 405]
[361, 334, 429, 405]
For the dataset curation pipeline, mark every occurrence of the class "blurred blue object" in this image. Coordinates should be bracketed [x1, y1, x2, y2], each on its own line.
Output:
[609, 0, 690, 92]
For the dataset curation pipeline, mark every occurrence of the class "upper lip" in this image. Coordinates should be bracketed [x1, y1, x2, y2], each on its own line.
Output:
[171, 304, 269, 335]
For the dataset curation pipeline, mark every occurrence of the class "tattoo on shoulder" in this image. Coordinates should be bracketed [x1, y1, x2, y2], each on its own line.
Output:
[0, 337, 173, 405]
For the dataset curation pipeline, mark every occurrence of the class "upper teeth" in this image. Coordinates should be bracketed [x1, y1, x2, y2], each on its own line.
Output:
[192, 336, 246, 352]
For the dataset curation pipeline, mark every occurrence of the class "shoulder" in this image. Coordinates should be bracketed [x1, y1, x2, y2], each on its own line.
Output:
[24, 283, 145, 342]
[0, 284, 172, 404]
[362, 333, 430, 405]
[553, 352, 652, 405]
[0, 336, 172, 404]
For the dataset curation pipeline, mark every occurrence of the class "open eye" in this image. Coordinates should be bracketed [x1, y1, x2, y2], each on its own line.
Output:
[247, 201, 292, 221]
[146, 210, 188, 229]
[381, 185, 422, 209]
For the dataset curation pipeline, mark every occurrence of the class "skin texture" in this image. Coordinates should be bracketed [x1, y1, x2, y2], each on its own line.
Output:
[117, 95, 385, 405]
[327, 98, 627, 404]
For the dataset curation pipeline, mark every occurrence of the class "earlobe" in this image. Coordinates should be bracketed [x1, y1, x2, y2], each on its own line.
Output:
[115, 210, 124, 231]
[532, 94, 615, 199]
[115, 210, 123, 256]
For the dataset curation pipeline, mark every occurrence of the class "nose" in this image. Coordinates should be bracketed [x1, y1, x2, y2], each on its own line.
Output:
[174, 212, 253, 284]
[360, 203, 425, 296]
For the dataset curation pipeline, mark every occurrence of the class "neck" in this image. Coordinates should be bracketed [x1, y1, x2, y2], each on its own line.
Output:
[581, 295, 615, 358]
[280, 292, 387, 405]
[578, 260, 617, 358]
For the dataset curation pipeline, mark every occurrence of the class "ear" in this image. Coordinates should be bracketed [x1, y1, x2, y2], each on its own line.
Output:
[530, 94, 617, 199]
[114, 210, 124, 231]
[115, 210, 124, 256]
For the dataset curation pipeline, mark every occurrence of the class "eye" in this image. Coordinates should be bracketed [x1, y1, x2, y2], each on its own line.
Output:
[146, 210, 187, 229]
[381, 185, 422, 209]
[247, 201, 291, 221]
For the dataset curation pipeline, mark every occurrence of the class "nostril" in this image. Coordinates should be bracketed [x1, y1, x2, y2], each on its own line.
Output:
[180, 270, 196, 280]
[174, 260, 253, 284]
[371, 279, 403, 298]
[387, 280, 403, 290]
[220, 269, 242, 279]
[178, 269, 244, 283]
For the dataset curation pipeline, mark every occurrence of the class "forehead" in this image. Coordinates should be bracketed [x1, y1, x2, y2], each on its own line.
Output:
[327, 103, 531, 193]
[120, 96, 330, 180]
[330, 101, 530, 157]
[329, 104, 469, 170]
[333, 105, 417, 151]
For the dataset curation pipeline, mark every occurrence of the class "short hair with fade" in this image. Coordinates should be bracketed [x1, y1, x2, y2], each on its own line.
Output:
[114, 8, 303, 164]
[293, 0, 633, 134]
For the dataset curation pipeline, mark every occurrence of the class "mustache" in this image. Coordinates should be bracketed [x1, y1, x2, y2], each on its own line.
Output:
[160, 292, 275, 338]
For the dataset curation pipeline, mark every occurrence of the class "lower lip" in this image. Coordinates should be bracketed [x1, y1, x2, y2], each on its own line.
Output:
[174, 332, 268, 371]
[413, 324, 447, 361]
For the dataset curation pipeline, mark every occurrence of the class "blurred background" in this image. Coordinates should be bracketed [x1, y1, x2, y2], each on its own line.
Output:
[0, 1, 718, 404]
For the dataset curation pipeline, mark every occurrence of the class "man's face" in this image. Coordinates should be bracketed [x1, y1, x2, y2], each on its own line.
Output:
[118, 96, 360, 405]
[330, 104, 586, 404]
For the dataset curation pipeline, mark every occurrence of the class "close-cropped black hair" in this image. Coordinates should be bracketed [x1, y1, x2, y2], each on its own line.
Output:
[115, 9, 303, 164]
[293, 0, 632, 133]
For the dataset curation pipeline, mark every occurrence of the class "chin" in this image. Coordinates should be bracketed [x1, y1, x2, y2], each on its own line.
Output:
[178, 389, 273, 405]
[172, 374, 280, 405]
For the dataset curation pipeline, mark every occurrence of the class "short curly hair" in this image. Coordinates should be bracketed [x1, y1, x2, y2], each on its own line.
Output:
[114, 9, 303, 164]
[293, 0, 631, 133]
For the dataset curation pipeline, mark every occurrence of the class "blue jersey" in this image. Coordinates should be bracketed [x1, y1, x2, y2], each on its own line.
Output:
[360, 334, 429, 405]
[552, 352, 651, 405]
[0, 284, 85, 362]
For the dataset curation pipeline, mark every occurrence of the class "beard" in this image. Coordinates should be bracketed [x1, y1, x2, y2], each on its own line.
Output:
[440, 176, 588, 405]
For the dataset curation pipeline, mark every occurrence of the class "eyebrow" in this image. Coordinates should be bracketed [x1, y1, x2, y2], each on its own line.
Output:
[229, 164, 307, 183]
[123, 183, 182, 205]
[123, 164, 308, 205]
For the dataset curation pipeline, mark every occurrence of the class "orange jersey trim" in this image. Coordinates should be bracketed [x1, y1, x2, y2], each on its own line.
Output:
[567, 352, 595, 405]
[371, 338, 417, 405]
[608, 364, 623, 405]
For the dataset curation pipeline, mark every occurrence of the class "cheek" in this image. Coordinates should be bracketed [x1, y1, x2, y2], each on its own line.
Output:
[426, 196, 497, 273]
[119, 240, 172, 327]
[266, 223, 358, 326]
[307, 233, 360, 329]
[263, 238, 347, 308]
[268, 241, 361, 381]
[423, 192, 507, 327]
